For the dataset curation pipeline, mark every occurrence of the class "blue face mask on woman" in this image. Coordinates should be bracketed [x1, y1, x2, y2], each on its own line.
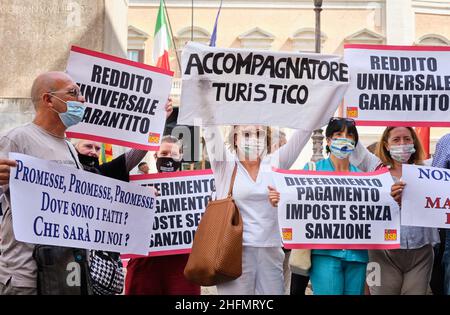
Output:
[48, 94, 85, 128]
[329, 138, 355, 159]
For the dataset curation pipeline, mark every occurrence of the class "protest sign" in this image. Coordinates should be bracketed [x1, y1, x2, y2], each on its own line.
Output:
[8, 153, 156, 255]
[344, 44, 450, 127]
[178, 42, 349, 130]
[123, 170, 215, 257]
[401, 164, 450, 228]
[65, 46, 174, 150]
[273, 168, 400, 249]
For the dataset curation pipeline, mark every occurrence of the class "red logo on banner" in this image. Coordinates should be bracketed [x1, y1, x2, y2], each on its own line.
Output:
[282, 228, 292, 241]
[148, 132, 160, 144]
[347, 107, 358, 118]
[384, 229, 397, 241]
[446, 213, 450, 224]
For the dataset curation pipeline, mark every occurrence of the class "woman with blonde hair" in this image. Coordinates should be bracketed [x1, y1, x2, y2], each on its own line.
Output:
[351, 126, 440, 295]
[203, 124, 311, 295]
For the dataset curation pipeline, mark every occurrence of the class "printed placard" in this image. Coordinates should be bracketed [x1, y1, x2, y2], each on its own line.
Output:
[344, 44, 450, 127]
[179, 42, 349, 131]
[9, 153, 156, 254]
[401, 164, 450, 228]
[124, 170, 215, 257]
[273, 168, 400, 249]
[66, 46, 174, 150]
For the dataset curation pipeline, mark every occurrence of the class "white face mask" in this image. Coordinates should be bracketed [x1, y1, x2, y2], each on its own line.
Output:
[388, 144, 416, 163]
[238, 137, 266, 159]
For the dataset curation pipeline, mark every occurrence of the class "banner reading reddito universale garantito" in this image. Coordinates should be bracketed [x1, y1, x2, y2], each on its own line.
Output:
[344, 44, 450, 127]
[66, 46, 173, 150]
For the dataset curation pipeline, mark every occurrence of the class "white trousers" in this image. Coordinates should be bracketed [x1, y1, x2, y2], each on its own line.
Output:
[217, 246, 285, 295]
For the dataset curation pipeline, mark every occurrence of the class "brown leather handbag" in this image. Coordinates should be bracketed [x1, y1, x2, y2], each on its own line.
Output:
[184, 164, 243, 286]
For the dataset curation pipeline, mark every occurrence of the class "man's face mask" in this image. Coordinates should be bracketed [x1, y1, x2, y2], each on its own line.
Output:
[156, 157, 181, 173]
[77, 153, 99, 169]
[47, 93, 85, 128]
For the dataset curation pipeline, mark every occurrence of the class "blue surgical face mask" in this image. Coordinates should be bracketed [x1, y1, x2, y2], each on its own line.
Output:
[49, 94, 85, 128]
[329, 138, 355, 160]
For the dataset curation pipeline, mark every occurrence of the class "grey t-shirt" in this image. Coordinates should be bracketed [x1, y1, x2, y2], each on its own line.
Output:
[0, 123, 80, 288]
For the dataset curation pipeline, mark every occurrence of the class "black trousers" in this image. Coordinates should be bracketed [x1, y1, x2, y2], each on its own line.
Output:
[290, 273, 310, 295]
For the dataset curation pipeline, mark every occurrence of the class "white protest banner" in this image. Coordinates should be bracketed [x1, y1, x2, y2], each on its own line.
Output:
[401, 164, 450, 228]
[8, 153, 156, 255]
[273, 168, 400, 249]
[344, 44, 450, 127]
[123, 170, 215, 258]
[179, 42, 349, 130]
[65, 46, 174, 150]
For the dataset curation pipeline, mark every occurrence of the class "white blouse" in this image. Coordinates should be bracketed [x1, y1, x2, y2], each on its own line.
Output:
[203, 126, 311, 247]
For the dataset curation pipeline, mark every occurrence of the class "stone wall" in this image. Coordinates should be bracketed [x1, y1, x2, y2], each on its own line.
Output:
[0, 0, 128, 136]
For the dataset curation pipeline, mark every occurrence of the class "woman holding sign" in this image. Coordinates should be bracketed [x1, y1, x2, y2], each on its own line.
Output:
[350, 126, 440, 295]
[270, 117, 369, 295]
[203, 124, 311, 295]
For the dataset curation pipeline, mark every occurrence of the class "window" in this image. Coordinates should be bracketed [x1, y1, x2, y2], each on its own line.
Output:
[416, 34, 450, 46]
[128, 25, 150, 63]
[238, 27, 275, 50]
[344, 28, 384, 45]
[291, 28, 327, 52]
[127, 50, 143, 62]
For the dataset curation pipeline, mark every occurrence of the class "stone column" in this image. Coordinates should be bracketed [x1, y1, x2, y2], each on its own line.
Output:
[311, 0, 324, 162]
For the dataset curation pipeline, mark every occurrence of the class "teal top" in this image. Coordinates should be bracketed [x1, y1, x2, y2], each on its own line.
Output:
[303, 158, 369, 263]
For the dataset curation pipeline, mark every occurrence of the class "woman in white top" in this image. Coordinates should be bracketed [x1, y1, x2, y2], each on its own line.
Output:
[203, 125, 311, 295]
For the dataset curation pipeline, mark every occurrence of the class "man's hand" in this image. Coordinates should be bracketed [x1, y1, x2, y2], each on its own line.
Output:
[391, 181, 406, 206]
[165, 98, 173, 119]
[0, 159, 17, 185]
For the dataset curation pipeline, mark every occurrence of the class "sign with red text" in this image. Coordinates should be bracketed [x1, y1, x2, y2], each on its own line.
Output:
[401, 164, 450, 228]
[66, 46, 174, 150]
[125, 170, 215, 257]
[344, 44, 450, 127]
[273, 168, 400, 249]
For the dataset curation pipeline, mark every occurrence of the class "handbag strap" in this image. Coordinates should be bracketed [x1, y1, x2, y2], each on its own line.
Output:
[65, 140, 81, 170]
[227, 163, 238, 198]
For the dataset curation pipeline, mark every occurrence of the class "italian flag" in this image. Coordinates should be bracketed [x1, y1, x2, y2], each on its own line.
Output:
[100, 143, 113, 164]
[153, 0, 171, 70]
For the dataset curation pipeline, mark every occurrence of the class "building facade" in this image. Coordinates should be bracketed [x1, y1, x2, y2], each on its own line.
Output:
[128, 0, 450, 167]
[0, 0, 129, 154]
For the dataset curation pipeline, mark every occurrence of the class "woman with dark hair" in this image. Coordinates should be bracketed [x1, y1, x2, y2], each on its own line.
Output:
[270, 117, 368, 295]
[350, 126, 439, 295]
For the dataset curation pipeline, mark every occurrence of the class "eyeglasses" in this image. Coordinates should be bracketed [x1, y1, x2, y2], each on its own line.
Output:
[49, 87, 81, 98]
[240, 130, 267, 139]
[328, 117, 356, 126]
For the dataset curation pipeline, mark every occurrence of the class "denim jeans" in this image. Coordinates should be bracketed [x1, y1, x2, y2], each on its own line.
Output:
[444, 230, 450, 295]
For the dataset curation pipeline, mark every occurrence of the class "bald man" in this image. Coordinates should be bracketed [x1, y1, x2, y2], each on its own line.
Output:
[0, 71, 86, 295]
